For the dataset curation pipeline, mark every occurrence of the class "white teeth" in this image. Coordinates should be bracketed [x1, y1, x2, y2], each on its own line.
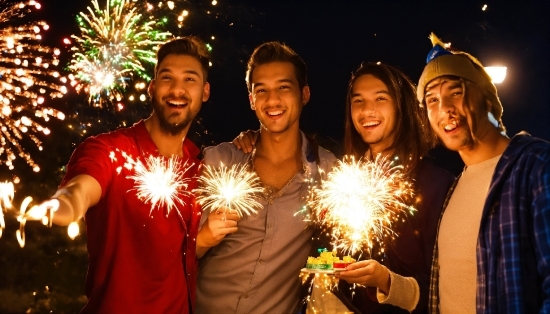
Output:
[444, 120, 457, 131]
[267, 110, 283, 116]
[362, 121, 380, 127]
[167, 100, 187, 106]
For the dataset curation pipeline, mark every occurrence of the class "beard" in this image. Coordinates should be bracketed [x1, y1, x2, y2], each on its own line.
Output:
[152, 98, 193, 136]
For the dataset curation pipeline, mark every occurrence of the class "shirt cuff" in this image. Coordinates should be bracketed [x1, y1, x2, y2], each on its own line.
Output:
[376, 270, 420, 312]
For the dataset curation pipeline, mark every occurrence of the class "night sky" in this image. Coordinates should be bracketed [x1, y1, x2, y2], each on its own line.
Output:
[0, 0, 548, 311]
[40, 0, 549, 148]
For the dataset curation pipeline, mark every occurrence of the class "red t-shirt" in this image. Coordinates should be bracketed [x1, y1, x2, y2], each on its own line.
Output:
[61, 121, 201, 314]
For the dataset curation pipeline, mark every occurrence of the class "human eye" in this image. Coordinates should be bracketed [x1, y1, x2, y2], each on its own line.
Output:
[425, 95, 439, 105]
[351, 97, 363, 105]
[451, 89, 463, 97]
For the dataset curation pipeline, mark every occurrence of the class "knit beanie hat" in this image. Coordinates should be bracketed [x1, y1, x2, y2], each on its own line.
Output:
[417, 33, 503, 124]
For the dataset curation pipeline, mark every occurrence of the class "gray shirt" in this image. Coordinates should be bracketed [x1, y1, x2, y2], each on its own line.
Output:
[196, 131, 336, 314]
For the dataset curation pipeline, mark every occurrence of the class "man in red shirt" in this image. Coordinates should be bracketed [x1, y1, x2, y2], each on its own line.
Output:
[40, 36, 210, 313]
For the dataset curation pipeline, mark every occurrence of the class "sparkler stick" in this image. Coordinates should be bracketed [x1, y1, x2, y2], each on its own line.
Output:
[310, 155, 415, 257]
[194, 163, 263, 218]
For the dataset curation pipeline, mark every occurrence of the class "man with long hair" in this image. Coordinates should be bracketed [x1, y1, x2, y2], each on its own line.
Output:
[327, 62, 454, 313]
[418, 33, 550, 313]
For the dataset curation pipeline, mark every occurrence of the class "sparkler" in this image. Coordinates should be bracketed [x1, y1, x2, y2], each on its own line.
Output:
[0, 181, 61, 247]
[124, 153, 194, 218]
[68, 0, 171, 107]
[0, 0, 68, 171]
[310, 155, 415, 256]
[195, 163, 263, 218]
[0, 181, 15, 237]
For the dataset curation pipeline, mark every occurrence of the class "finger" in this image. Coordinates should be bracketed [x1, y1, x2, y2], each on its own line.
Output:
[232, 136, 243, 149]
[346, 260, 369, 270]
[224, 213, 240, 221]
[244, 132, 256, 145]
[221, 226, 238, 234]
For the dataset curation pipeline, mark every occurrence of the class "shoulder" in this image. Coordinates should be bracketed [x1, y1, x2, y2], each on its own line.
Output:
[316, 146, 338, 171]
[415, 158, 455, 189]
[419, 158, 455, 178]
[317, 146, 337, 163]
[81, 126, 135, 148]
[502, 133, 550, 169]
[203, 142, 248, 166]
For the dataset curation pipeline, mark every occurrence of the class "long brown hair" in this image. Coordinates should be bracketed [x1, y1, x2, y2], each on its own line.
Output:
[343, 62, 437, 173]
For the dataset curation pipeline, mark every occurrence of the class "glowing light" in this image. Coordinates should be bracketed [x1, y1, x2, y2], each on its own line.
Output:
[68, 221, 80, 239]
[68, 0, 171, 107]
[484, 66, 507, 84]
[195, 163, 263, 218]
[0, 0, 67, 169]
[482, 4, 487, 11]
[310, 155, 415, 256]
[126, 154, 194, 218]
[0, 182, 15, 237]
[0, 182, 59, 247]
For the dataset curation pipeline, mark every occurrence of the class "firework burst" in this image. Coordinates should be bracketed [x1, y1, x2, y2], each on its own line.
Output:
[124, 153, 194, 218]
[68, 0, 171, 107]
[0, 0, 67, 170]
[311, 155, 415, 256]
[195, 163, 263, 218]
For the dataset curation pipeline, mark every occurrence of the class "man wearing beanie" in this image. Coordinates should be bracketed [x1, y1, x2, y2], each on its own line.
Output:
[417, 33, 550, 313]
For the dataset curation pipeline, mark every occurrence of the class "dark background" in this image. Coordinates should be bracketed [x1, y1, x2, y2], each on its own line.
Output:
[0, 0, 548, 312]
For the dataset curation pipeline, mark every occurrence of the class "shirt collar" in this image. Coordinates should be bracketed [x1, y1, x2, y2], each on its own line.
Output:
[133, 120, 200, 160]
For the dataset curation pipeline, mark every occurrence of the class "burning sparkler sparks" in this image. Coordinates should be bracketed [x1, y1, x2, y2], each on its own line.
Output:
[68, 0, 171, 107]
[124, 153, 194, 218]
[195, 163, 263, 218]
[310, 155, 415, 256]
[0, 0, 68, 170]
[0, 181, 14, 237]
[0, 181, 61, 247]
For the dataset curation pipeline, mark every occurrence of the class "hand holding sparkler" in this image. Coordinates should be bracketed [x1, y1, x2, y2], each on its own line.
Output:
[196, 207, 240, 258]
[194, 162, 263, 258]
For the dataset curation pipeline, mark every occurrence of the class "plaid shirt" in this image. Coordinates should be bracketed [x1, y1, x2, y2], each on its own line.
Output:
[429, 133, 550, 313]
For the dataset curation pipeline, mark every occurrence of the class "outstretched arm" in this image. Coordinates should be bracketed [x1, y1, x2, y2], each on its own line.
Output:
[44, 174, 102, 226]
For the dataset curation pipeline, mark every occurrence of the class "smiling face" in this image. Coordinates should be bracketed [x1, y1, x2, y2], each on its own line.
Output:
[424, 77, 477, 151]
[350, 74, 397, 155]
[148, 54, 210, 136]
[249, 61, 309, 135]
